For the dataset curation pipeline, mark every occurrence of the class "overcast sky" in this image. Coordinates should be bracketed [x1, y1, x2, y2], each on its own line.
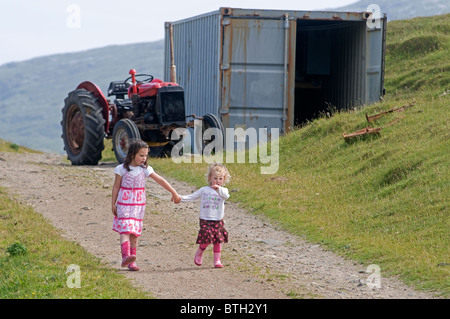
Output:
[0, 0, 359, 66]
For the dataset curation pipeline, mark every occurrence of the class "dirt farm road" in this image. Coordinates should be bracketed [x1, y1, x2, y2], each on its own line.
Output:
[0, 152, 439, 299]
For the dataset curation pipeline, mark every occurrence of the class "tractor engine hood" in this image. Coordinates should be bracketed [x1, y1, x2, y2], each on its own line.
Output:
[129, 80, 180, 98]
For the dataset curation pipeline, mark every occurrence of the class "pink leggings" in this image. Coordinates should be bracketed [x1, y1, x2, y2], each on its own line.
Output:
[199, 243, 221, 253]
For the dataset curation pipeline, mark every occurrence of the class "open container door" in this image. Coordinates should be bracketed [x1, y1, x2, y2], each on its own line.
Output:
[365, 10, 387, 103]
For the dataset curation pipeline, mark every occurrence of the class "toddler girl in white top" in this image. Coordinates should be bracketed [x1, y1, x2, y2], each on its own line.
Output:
[180, 163, 231, 268]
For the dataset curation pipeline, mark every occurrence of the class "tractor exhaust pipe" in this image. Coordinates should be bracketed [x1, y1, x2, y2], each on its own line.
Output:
[169, 23, 177, 83]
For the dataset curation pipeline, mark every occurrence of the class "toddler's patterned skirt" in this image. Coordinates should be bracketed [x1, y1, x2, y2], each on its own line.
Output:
[196, 219, 229, 245]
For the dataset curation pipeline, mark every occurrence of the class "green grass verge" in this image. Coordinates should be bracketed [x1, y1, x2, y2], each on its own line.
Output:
[0, 187, 152, 299]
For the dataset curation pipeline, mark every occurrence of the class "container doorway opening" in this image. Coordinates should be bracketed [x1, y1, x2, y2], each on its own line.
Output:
[294, 19, 366, 126]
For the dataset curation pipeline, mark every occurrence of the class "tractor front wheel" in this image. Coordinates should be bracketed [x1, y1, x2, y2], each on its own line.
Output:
[61, 89, 105, 165]
[112, 119, 141, 164]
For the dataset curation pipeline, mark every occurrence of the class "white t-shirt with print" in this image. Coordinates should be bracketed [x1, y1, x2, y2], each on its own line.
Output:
[181, 186, 230, 220]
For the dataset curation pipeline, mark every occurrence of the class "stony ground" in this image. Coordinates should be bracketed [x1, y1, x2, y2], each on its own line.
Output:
[0, 151, 439, 299]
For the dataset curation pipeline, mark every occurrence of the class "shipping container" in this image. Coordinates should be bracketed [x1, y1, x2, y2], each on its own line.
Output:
[164, 7, 386, 141]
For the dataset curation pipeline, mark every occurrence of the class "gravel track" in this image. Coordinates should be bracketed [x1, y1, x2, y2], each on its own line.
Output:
[0, 152, 438, 299]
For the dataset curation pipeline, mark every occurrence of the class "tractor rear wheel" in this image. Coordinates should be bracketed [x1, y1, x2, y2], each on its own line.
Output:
[61, 89, 105, 165]
[112, 119, 141, 163]
[195, 114, 225, 154]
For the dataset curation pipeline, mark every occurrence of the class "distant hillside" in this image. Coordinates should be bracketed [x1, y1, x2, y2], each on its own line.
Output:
[333, 0, 450, 21]
[0, 40, 164, 154]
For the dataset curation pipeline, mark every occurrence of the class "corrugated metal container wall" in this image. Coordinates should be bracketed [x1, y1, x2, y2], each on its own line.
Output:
[164, 11, 221, 117]
[220, 15, 289, 137]
[164, 8, 386, 136]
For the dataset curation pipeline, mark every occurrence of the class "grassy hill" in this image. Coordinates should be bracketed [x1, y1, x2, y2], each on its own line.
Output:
[385, 14, 450, 96]
[0, 40, 164, 154]
[144, 14, 450, 295]
[333, 0, 450, 21]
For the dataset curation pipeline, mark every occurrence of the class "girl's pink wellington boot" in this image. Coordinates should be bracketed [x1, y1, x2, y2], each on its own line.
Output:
[121, 241, 136, 267]
[214, 252, 223, 268]
[194, 246, 206, 266]
[128, 247, 140, 271]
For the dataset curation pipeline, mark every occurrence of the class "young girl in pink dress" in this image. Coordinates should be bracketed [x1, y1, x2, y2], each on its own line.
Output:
[180, 163, 231, 268]
[112, 140, 180, 271]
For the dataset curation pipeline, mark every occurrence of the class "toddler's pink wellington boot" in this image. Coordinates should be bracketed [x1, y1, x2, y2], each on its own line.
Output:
[128, 247, 140, 271]
[121, 241, 136, 267]
[214, 252, 223, 268]
[194, 247, 205, 266]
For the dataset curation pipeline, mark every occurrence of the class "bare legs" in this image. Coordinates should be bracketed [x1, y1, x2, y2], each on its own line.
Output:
[120, 233, 139, 270]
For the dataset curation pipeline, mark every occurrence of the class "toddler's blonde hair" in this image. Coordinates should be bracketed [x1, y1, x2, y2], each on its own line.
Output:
[206, 162, 231, 185]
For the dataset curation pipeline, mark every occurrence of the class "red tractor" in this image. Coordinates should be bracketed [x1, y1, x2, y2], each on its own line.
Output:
[61, 69, 223, 165]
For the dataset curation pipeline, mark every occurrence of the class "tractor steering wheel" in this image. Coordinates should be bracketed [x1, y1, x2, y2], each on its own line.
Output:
[124, 74, 154, 85]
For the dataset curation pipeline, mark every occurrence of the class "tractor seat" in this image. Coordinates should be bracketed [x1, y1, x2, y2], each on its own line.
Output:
[108, 81, 130, 99]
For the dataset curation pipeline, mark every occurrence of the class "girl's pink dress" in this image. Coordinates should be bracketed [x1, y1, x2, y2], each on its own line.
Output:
[112, 164, 153, 237]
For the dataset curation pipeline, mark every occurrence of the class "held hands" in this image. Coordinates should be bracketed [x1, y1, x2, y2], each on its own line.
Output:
[171, 193, 181, 204]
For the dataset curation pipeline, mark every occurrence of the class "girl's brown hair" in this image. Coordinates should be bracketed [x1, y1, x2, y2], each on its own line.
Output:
[123, 139, 149, 171]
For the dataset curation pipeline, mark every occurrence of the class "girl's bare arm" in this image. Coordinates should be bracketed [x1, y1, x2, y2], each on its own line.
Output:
[111, 174, 122, 215]
[150, 172, 181, 203]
